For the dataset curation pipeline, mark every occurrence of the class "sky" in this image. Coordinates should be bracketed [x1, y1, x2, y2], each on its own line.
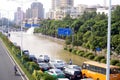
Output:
[0, 0, 120, 20]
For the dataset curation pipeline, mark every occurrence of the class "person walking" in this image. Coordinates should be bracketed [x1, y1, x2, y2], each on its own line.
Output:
[14, 65, 17, 75]
[69, 59, 72, 65]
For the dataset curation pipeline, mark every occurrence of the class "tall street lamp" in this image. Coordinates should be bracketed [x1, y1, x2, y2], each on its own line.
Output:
[106, 0, 112, 80]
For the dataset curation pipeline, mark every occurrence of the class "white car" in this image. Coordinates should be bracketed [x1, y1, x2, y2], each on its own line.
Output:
[49, 59, 66, 67]
[38, 54, 50, 62]
[64, 64, 81, 71]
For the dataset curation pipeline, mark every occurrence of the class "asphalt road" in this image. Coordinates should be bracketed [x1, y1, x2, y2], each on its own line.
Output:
[0, 40, 23, 80]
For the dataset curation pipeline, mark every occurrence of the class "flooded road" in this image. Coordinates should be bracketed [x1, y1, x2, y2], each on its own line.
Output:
[9, 29, 87, 66]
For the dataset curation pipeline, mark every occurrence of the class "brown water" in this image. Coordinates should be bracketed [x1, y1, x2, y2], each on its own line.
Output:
[9, 31, 88, 66]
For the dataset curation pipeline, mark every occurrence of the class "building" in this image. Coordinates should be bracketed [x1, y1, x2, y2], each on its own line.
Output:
[25, 8, 32, 19]
[31, 2, 44, 19]
[24, 2, 44, 27]
[48, 0, 74, 20]
[25, 2, 44, 19]
[52, 0, 61, 10]
[52, 0, 74, 10]
[14, 7, 24, 25]
[60, 0, 74, 8]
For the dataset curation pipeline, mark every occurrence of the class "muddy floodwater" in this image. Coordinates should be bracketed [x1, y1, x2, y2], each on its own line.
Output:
[9, 28, 88, 66]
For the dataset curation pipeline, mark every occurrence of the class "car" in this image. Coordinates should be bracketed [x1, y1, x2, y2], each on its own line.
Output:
[37, 58, 44, 63]
[45, 69, 65, 78]
[64, 65, 81, 71]
[38, 63, 50, 71]
[29, 55, 37, 63]
[49, 59, 66, 67]
[49, 63, 64, 70]
[23, 50, 29, 56]
[64, 68, 82, 80]
[81, 78, 93, 80]
[38, 55, 50, 62]
[57, 78, 69, 80]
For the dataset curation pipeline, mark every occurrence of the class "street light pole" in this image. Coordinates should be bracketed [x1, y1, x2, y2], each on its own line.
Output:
[20, 0, 23, 57]
[7, 11, 10, 34]
[106, 0, 111, 80]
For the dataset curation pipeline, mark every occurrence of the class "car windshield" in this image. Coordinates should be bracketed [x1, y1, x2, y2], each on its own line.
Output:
[55, 70, 63, 74]
[57, 61, 63, 63]
[24, 50, 29, 52]
[74, 71, 81, 75]
[54, 63, 62, 67]
[73, 66, 81, 70]
[39, 63, 49, 67]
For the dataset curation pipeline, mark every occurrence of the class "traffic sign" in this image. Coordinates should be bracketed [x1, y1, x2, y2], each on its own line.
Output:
[96, 47, 101, 51]
[58, 28, 72, 36]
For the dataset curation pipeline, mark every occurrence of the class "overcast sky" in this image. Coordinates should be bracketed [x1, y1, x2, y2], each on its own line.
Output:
[0, 0, 120, 20]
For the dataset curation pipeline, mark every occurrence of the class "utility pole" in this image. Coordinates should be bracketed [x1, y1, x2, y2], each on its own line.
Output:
[106, 0, 111, 80]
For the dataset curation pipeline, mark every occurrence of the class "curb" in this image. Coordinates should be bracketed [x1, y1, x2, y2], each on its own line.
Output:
[0, 39, 29, 80]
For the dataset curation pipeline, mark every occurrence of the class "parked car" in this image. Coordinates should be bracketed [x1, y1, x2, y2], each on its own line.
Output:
[49, 63, 64, 70]
[81, 78, 93, 80]
[38, 55, 50, 62]
[64, 65, 81, 71]
[64, 68, 82, 80]
[29, 55, 37, 63]
[23, 50, 29, 56]
[38, 63, 50, 71]
[49, 59, 66, 67]
[37, 58, 44, 63]
[57, 78, 69, 80]
[45, 69, 65, 78]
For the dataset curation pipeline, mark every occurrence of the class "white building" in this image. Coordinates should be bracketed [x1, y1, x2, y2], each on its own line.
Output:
[96, 7, 108, 15]
[14, 7, 24, 25]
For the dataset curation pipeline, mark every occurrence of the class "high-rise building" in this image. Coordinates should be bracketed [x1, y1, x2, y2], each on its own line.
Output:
[25, 8, 32, 19]
[52, 0, 74, 9]
[31, 2, 44, 19]
[14, 7, 24, 25]
[52, 0, 60, 10]
[60, 0, 74, 8]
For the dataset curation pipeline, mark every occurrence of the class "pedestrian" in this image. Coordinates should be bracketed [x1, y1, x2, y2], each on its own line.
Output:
[14, 65, 17, 75]
[69, 59, 72, 65]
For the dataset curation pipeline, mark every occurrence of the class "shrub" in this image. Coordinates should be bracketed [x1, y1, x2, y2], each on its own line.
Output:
[76, 50, 80, 55]
[83, 52, 93, 58]
[32, 70, 43, 80]
[100, 59, 106, 63]
[110, 60, 119, 65]
[87, 55, 95, 60]
[94, 56, 105, 62]
[72, 49, 77, 54]
[68, 48, 73, 52]
[115, 63, 120, 67]
[64, 47, 67, 50]
[21, 55, 30, 62]
[79, 51, 85, 57]
[27, 62, 40, 74]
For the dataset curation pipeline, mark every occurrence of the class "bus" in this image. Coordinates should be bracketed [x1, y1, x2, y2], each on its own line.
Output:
[82, 61, 120, 80]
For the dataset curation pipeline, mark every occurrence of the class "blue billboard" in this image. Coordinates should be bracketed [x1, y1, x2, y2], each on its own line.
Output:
[25, 23, 31, 28]
[58, 28, 72, 36]
[24, 23, 40, 28]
